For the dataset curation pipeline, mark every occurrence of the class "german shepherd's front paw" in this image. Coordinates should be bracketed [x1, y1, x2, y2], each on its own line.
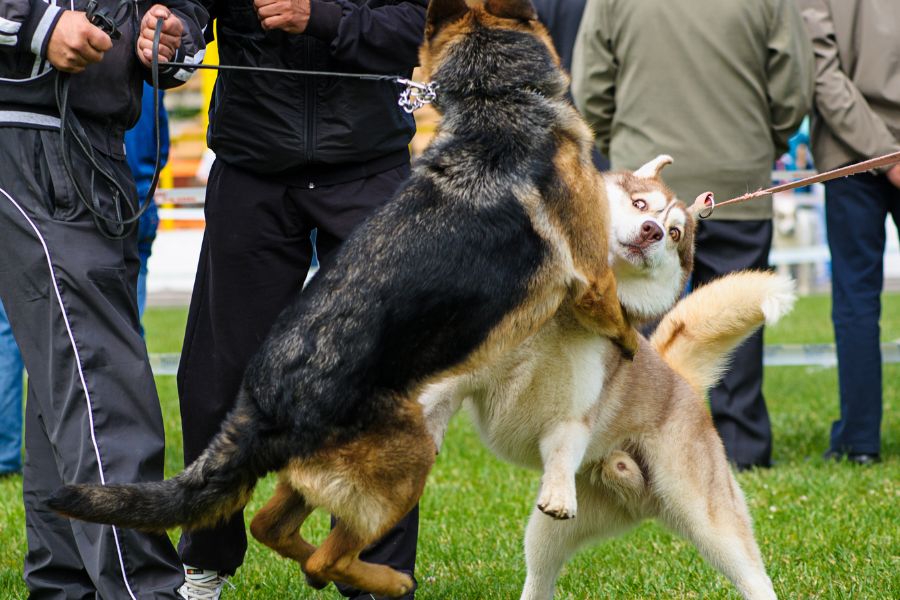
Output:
[614, 327, 639, 361]
[537, 483, 577, 520]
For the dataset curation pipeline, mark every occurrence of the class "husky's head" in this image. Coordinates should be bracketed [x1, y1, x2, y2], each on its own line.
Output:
[418, 0, 568, 111]
[604, 155, 696, 324]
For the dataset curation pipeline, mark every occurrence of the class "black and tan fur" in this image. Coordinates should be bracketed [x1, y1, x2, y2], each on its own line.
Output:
[47, 1, 637, 597]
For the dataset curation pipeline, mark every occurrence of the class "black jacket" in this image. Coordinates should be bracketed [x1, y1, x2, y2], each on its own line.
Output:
[204, 0, 427, 180]
[0, 0, 208, 158]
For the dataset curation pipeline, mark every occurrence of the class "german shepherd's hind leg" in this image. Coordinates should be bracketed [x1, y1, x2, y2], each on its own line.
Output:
[653, 438, 777, 599]
[303, 412, 433, 598]
[249, 479, 325, 589]
[573, 269, 638, 359]
[306, 518, 415, 598]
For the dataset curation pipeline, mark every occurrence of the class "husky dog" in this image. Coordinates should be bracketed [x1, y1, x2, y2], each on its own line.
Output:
[48, 1, 637, 596]
[422, 160, 793, 599]
[423, 155, 694, 518]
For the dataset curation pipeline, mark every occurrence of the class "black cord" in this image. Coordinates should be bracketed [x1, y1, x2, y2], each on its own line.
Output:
[55, 0, 146, 239]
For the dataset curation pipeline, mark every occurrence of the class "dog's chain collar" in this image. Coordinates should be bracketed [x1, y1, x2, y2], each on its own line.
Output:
[397, 79, 439, 113]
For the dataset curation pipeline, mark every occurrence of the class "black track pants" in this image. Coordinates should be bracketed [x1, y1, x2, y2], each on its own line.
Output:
[176, 159, 419, 598]
[0, 127, 183, 599]
[692, 219, 774, 469]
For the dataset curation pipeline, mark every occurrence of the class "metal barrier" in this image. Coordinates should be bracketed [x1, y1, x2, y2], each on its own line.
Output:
[147, 343, 900, 375]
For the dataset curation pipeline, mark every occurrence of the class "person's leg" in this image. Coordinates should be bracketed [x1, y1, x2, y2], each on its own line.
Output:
[0, 128, 183, 598]
[0, 297, 23, 475]
[306, 164, 420, 599]
[825, 174, 892, 456]
[177, 160, 314, 575]
[22, 387, 95, 600]
[692, 219, 773, 468]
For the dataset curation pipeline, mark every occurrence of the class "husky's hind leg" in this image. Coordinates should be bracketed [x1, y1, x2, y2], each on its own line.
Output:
[521, 480, 638, 600]
[653, 434, 776, 599]
[249, 479, 325, 588]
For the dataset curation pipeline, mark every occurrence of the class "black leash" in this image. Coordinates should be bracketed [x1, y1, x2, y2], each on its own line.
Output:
[55, 0, 147, 239]
[158, 61, 438, 114]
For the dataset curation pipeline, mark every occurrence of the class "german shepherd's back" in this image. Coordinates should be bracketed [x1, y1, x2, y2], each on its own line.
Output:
[49, 1, 635, 596]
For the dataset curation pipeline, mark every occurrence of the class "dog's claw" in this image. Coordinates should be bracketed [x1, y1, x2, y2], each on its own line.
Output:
[537, 484, 578, 520]
[615, 329, 639, 361]
[537, 500, 577, 520]
[304, 572, 329, 590]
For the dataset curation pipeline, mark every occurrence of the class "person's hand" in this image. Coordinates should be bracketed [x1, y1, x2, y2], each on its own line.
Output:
[47, 11, 112, 73]
[254, 0, 311, 34]
[887, 164, 900, 190]
[137, 4, 183, 68]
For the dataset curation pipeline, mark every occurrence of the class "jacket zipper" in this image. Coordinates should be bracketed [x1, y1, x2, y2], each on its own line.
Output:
[305, 39, 315, 164]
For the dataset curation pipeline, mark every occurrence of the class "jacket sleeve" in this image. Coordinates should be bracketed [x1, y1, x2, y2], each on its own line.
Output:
[570, 0, 616, 156]
[304, 0, 426, 74]
[796, 0, 900, 162]
[765, 0, 814, 157]
[141, 0, 210, 89]
[1, 0, 64, 58]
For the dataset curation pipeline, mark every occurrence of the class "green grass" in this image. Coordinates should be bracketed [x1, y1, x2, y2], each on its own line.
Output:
[1, 294, 899, 598]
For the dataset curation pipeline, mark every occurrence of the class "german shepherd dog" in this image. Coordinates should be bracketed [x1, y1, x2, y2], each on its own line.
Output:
[421, 158, 793, 599]
[48, 1, 636, 596]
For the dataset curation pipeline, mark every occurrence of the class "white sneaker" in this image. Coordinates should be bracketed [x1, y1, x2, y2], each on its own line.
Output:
[177, 565, 232, 600]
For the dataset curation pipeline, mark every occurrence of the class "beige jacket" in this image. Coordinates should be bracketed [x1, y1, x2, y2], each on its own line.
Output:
[797, 0, 900, 173]
[572, 0, 814, 219]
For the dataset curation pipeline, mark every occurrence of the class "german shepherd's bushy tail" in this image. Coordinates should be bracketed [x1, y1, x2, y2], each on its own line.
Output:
[47, 394, 287, 532]
[650, 271, 796, 392]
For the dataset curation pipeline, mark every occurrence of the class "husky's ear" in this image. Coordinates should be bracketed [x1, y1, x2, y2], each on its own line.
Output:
[484, 0, 537, 21]
[634, 155, 674, 179]
[425, 0, 469, 38]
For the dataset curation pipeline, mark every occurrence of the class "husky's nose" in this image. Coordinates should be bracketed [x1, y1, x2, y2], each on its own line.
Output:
[639, 221, 664, 245]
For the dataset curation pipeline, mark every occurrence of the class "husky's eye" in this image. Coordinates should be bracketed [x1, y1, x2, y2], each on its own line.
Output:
[632, 198, 647, 210]
[669, 228, 681, 242]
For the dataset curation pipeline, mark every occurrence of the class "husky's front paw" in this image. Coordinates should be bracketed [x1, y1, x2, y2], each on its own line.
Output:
[537, 483, 577, 520]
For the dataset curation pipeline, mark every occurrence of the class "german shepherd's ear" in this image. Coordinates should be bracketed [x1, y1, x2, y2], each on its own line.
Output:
[484, 0, 537, 21]
[425, 0, 470, 39]
[634, 154, 674, 179]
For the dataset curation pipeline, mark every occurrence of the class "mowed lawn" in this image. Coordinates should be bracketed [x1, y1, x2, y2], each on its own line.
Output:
[1, 294, 898, 599]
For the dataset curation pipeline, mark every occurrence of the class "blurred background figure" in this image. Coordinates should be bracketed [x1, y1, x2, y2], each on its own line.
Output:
[532, 0, 609, 170]
[0, 298, 23, 477]
[126, 82, 170, 328]
[798, 0, 900, 465]
[572, 0, 813, 470]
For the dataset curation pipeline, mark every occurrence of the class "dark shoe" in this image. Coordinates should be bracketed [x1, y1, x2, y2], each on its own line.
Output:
[823, 450, 881, 465]
[846, 453, 881, 465]
[734, 462, 771, 472]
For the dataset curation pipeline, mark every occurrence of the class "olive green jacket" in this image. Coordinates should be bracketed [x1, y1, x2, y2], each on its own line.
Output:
[797, 0, 900, 173]
[572, 0, 814, 219]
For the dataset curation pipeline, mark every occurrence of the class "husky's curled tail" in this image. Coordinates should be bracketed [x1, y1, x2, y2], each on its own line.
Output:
[48, 393, 287, 532]
[650, 270, 796, 392]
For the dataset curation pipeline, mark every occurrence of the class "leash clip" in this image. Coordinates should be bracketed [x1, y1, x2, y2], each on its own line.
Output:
[86, 0, 123, 40]
[397, 79, 438, 113]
